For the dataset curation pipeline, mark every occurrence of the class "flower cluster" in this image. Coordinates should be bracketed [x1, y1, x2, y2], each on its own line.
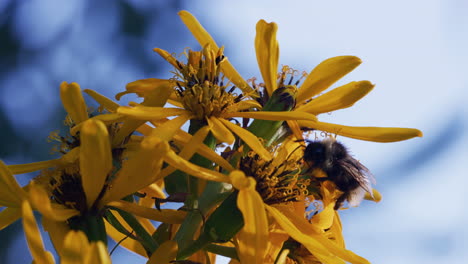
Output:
[0, 11, 422, 264]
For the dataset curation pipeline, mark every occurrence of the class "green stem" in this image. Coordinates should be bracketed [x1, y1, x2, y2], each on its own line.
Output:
[112, 207, 158, 254]
[68, 214, 107, 244]
[177, 233, 212, 260]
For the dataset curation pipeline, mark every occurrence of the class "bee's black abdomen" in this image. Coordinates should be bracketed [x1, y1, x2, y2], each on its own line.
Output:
[303, 142, 327, 167]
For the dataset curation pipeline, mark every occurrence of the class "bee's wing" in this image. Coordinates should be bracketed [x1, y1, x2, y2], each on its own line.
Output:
[339, 157, 375, 196]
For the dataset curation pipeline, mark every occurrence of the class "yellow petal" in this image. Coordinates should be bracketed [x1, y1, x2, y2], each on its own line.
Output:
[236, 100, 262, 111]
[219, 119, 272, 161]
[178, 10, 253, 95]
[42, 217, 70, 257]
[80, 119, 112, 208]
[61, 230, 89, 264]
[84, 89, 120, 112]
[153, 48, 181, 69]
[70, 113, 125, 136]
[0, 207, 21, 231]
[225, 110, 317, 122]
[297, 56, 362, 104]
[60, 81, 88, 124]
[269, 204, 370, 264]
[207, 116, 235, 144]
[298, 120, 423, 142]
[145, 113, 191, 143]
[104, 218, 147, 257]
[0, 160, 26, 207]
[116, 78, 174, 100]
[163, 147, 231, 183]
[311, 203, 335, 230]
[60, 147, 80, 164]
[147, 240, 178, 264]
[28, 183, 80, 221]
[298, 81, 374, 114]
[107, 201, 186, 224]
[113, 79, 174, 146]
[364, 188, 382, 202]
[100, 140, 165, 206]
[330, 211, 345, 248]
[117, 106, 189, 120]
[8, 159, 60, 175]
[255, 19, 279, 96]
[22, 200, 55, 264]
[84, 241, 111, 264]
[230, 171, 269, 264]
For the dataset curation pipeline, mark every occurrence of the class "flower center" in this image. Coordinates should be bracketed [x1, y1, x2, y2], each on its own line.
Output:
[173, 48, 245, 120]
[239, 149, 310, 204]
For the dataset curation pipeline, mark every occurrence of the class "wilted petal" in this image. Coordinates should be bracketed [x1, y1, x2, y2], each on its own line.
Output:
[298, 81, 374, 114]
[22, 200, 55, 264]
[298, 120, 423, 142]
[297, 56, 362, 104]
[178, 10, 253, 95]
[60, 82, 88, 124]
[147, 240, 178, 264]
[219, 119, 272, 161]
[80, 119, 113, 208]
[255, 19, 279, 96]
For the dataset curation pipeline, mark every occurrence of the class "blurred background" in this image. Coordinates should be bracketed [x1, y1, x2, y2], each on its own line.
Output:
[1, 0, 467, 263]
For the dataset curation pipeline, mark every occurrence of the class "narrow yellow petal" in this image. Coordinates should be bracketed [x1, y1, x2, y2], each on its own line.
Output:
[178, 10, 253, 95]
[255, 19, 279, 96]
[107, 201, 186, 224]
[29, 183, 80, 221]
[117, 106, 188, 120]
[153, 48, 180, 69]
[230, 171, 269, 264]
[330, 212, 345, 248]
[225, 110, 317, 122]
[22, 200, 55, 264]
[70, 113, 125, 136]
[298, 81, 374, 114]
[163, 147, 231, 183]
[60, 147, 80, 164]
[236, 100, 262, 111]
[7, 159, 60, 175]
[0, 207, 21, 231]
[84, 241, 111, 264]
[297, 56, 362, 103]
[219, 119, 272, 161]
[147, 240, 178, 264]
[145, 114, 192, 144]
[207, 116, 235, 144]
[42, 217, 70, 257]
[0, 160, 26, 207]
[298, 120, 423, 142]
[80, 119, 112, 208]
[60, 81, 88, 124]
[61, 230, 89, 264]
[116, 78, 174, 101]
[84, 89, 120, 112]
[104, 219, 147, 257]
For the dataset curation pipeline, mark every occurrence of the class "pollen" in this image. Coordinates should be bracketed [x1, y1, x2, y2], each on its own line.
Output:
[172, 47, 245, 120]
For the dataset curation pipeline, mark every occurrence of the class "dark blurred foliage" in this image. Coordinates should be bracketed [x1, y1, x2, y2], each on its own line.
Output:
[0, 0, 190, 262]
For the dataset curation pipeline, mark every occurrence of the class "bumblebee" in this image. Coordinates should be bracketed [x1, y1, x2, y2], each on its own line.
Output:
[303, 139, 375, 209]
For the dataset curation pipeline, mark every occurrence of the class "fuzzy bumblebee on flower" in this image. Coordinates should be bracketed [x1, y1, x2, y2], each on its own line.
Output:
[0, 10, 422, 264]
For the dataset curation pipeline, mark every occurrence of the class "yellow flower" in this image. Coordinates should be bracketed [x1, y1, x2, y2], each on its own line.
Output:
[116, 44, 317, 162]
[178, 10, 422, 143]
[60, 230, 111, 264]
